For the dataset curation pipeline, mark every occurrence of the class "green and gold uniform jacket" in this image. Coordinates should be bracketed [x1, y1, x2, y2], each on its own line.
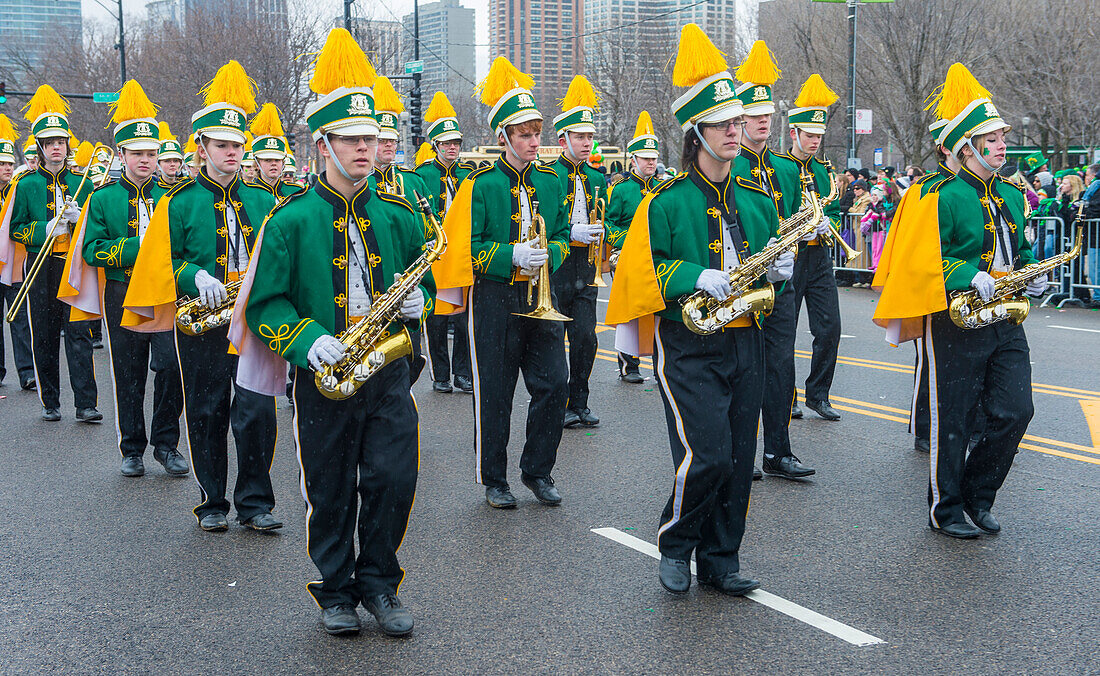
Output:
[245, 174, 435, 370]
[774, 152, 841, 226]
[164, 169, 276, 298]
[8, 166, 94, 255]
[376, 164, 431, 237]
[736, 146, 803, 220]
[932, 167, 1035, 292]
[415, 158, 476, 221]
[605, 171, 655, 249]
[918, 162, 955, 198]
[549, 154, 607, 249]
[246, 177, 305, 201]
[82, 176, 168, 283]
[468, 158, 570, 284]
[648, 165, 780, 322]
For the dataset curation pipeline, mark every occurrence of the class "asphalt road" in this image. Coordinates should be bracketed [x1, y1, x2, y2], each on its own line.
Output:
[0, 287, 1097, 675]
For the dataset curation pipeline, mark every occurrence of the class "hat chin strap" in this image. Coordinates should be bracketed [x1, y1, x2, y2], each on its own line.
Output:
[692, 123, 723, 163]
[322, 133, 368, 187]
[964, 138, 1003, 174]
[562, 132, 580, 163]
[501, 130, 525, 167]
[793, 132, 810, 157]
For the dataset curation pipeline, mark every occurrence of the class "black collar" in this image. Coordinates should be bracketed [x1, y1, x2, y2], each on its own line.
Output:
[315, 171, 372, 212]
[687, 163, 735, 216]
[119, 172, 153, 197]
[957, 165, 997, 198]
[630, 171, 652, 190]
[37, 164, 69, 185]
[195, 167, 239, 199]
[557, 153, 584, 173]
[937, 162, 956, 178]
[495, 157, 533, 185]
[434, 158, 457, 178]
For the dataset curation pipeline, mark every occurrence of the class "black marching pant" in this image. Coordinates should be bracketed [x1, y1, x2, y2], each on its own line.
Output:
[25, 255, 96, 410]
[424, 312, 470, 383]
[103, 280, 183, 458]
[761, 289, 797, 459]
[791, 244, 840, 402]
[925, 311, 1032, 528]
[469, 277, 568, 489]
[654, 318, 764, 579]
[1, 280, 35, 384]
[294, 360, 419, 609]
[551, 250, 598, 411]
[911, 338, 931, 442]
[175, 325, 276, 521]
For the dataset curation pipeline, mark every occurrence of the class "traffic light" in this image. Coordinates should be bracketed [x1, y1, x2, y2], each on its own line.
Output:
[286, 132, 296, 153]
[0, 82, 6, 105]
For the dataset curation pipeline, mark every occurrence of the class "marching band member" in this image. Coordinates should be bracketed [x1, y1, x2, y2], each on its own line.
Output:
[605, 111, 659, 384]
[122, 61, 280, 533]
[550, 75, 606, 428]
[416, 92, 475, 394]
[0, 115, 36, 391]
[607, 24, 792, 595]
[433, 56, 570, 509]
[182, 134, 200, 178]
[778, 74, 844, 423]
[372, 77, 429, 204]
[734, 41, 816, 480]
[239, 28, 430, 636]
[157, 121, 185, 188]
[240, 132, 257, 184]
[247, 104, 300, 199]
[19, 137, 39, 175]
[1, 85, 99, 422]
[67, 80, 186, 477]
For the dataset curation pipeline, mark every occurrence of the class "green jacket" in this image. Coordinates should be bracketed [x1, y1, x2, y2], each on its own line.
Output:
[736, 146, 803, 219]
[8, 166, 95, 255]
[165, 169, 276, 298]
[918, 162, 955, 198]
[246, 177, 305, 201]
[648, 165, 781, 322]
[548, 154, 607, 246]
[245, 174, 435, 370]
[376, 164, 431, 238]
[468, 158, 570, 284]
[415, 158, 477, 220]
[82, 175, 168, 283]
[774, 152, 840, 225]
[605, 171, 655, 249]
[933, 166, 1035, 292]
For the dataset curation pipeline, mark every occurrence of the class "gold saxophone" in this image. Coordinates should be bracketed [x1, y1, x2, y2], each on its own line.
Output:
[948, 225, 1084, 329]
[314, 190, 446, 399]
[681, 172, 823, 334]
[175, 279, 244, 336]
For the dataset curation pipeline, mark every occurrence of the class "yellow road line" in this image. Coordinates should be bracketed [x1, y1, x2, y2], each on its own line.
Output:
[1019, 443, 1100, 466]
[1079, 400, 1100, 450]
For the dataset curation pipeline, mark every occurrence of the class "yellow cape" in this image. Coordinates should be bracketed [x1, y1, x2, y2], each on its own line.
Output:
[121, 194, 179, 331]
[430, 179, 474, 315]
[604, 193, 665, 355]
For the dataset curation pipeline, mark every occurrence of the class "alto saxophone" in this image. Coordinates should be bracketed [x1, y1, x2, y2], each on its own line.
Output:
[948, 225, 1084, 329]
[314, 190, 447, 400]
[175, 279, 244, 336]
[681, 173, 823, 334]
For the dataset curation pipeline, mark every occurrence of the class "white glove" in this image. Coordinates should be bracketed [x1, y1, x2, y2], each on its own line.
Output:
[766, 240, 796, 283]
[1025, 274, 1048, 297]
[800, 226, 818, 242]
[695, 268, 731, 300]
[512, 239, 549, 271]
[44, 214, 66, 236]
[307, 334, 347, 370]
[61, 198, 81, 224]
[571, 222, 603, 244]
[193, 269, 228, 309]
[397, 274, 426, 319]
[970, 271, 997, 302]
[814, 217, 833, 237]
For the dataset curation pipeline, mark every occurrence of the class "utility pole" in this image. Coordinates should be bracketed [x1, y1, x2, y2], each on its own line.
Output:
[409, 0, 423, 147]
[117, 0, 127, 84]
[344, 0, 353, 31]
[846, 0, 856, 168]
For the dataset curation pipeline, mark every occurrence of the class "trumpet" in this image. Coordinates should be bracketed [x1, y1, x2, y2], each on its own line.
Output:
[514, 200, 571, 322]
[6, 144, 115, 323]
[587, 186, 607, 287]
[813, 160, 861, 261]
[379, 168, 405, 196]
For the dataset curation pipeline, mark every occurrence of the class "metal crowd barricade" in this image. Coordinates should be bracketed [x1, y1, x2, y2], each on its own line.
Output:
[831, 212, 875, 283]
[1067, 217, 1100, 304]
[1026, 215, 1066, 306]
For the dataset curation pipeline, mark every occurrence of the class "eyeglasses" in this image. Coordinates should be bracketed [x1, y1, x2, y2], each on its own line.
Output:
[700, 119, 746, 133]
[330, 134, 377, 147]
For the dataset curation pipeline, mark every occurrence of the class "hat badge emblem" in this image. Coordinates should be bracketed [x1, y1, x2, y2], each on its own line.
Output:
[713, 80, 734, 101]
[135, 122, 152, 136]
[348, 94, 373, 115]
[752, 86, 768, 102]
[811, 110, 825, 123]
[517, 93, 535, 108]
[219, 109, 241, 127]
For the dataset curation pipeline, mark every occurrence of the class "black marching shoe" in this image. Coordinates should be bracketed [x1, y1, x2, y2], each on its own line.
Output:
[753, 467, 763, 481]
[790, 402, 803, 419]
[241, 513, 283, 531]
[199, 513, 229, 532]
[75, 407, 103, 423]
[432, 380, 453, 393]
[762, 454, 816, 479]
[453, 375, 474, 393]
[929, 520, 982, 539]
[698, 571, 760, 596]
[153, 448, 190, 476]
[658, 556, 691, 594]
[321, 604, 361, 636]
[914, 437, 931, 453]
[563, 409, 581, 428]
[363, 594, 414, 637]
[92, 338, 104, 350]
[41, 407, 61, 422]
[620, 371, 644, 384]
[965, 508, 1001, 534]
[804, 398, 840, 421]
[574, 408, 599, 426]
[521, 475, 561, 505]
[120, 456, 145, 477]
[485, 486, 517, 509]
[20, 377, 36, 391]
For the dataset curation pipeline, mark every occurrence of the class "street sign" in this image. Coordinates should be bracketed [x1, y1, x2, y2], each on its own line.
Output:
[92, 91, 119, 104]
[873, 148, 883, 166]
[855, 109, 872, 135]
[404, 60, 424, 75]
[396, 150, 406, 165]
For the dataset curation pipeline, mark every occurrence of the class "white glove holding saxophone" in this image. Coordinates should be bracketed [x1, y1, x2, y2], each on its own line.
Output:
[397, 274, 426, 320]
[193, 269, 228, 309]
[969, 271, 997, 302]
[513, 239, 549, 277]
[695, 268, 731, 300]
[1025, 274, 1048, 297]
[766, 240, 796, 283]
[308, 334, 347, 370]
[571, 222, 604, 244]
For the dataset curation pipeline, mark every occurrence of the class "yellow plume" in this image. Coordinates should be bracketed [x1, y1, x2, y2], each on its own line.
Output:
[249, 102, 286, 137]
[184, 134, 197, 154]
[23, 136, 35, 152]
[74, 141, 94, 166]
[560, 75, 599, 112]
[415, 142, 435, 166]
[372, 76, 405, 114]
[110, 80, 158, 124]
[22, 84, 70, 122]
[158, 120, 176, 142]
[672, 24, 728, 88]
[0, 114, 17, 142]
[734, 40, 781, 86]
[793, 74, 838, 108]
[70, 133, 79, 147]
[243, 131, 254, 151]
[633, 111, 654, 138]
[424, 92, 457, 123]
[926, 63, 992, 121]
[200, 61, 257, 114]
[477, 56, 535, 106]
[310, 28, 377, 95]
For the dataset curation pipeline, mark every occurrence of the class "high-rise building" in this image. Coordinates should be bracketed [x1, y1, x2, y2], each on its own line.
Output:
[0, 0, 82, 75]
[343, 16, 406, 76]
[401, 0, 475, 98]
[147, 0, 288, 31]
[488, 0, 583, 107]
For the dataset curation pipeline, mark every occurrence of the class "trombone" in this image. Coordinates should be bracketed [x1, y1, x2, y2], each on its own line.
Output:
[587, 186, 607, 288]
[6, 144, 116, 323]
[514, 199, 571, 322]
